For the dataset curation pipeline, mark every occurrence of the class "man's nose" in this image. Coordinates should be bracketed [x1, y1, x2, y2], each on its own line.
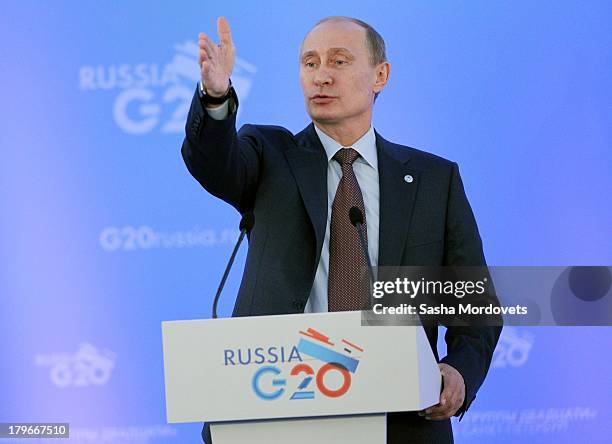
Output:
[314, 68, 332, 87]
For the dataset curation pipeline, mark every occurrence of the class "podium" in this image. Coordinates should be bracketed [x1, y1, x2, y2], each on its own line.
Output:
[162, 311, 441, 443]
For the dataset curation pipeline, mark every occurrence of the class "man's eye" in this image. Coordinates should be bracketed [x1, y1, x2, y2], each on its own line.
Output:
[305, 62, 316, 68]
[335, 60, 347, 65]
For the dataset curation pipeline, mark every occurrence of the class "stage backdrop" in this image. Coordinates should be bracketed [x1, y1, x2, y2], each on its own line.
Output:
[1, 1, 611, 443]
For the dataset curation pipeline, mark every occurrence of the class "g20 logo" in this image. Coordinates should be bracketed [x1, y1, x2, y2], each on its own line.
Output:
[35, 343, 116, 388]
[252, 362, 352, 401]
[491, 327, 533, 368]
[112, 86, 191, 135]
[251, 328, 363, 401]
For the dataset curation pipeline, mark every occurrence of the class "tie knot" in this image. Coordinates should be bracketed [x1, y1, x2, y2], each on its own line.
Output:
[333, 147, 360, 166]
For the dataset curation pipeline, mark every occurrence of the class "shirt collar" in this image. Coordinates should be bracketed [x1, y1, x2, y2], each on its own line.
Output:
[313, 124, 378, 171]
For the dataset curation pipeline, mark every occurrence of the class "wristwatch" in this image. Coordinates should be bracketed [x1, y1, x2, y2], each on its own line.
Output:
[199, 79, 233, 105]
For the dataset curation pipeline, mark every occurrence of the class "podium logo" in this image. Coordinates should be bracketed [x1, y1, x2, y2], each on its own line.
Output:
[244, 328, 364, 401]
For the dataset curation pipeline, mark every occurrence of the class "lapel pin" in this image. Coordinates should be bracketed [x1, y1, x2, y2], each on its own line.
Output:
[404, 174, 414, 183]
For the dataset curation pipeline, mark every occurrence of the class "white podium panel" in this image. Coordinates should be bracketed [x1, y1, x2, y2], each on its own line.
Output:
[162, 311, 441, 424]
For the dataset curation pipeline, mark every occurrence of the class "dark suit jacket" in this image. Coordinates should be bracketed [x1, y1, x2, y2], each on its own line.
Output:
[182, 88, 502, 444]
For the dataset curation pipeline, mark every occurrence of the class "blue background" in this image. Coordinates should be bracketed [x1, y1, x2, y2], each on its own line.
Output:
[1, 1, 611, 442]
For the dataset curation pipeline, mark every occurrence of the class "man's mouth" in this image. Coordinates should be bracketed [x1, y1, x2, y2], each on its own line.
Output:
[311, 94, 337, 104]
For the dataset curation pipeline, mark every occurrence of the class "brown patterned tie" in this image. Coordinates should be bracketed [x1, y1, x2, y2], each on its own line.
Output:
[328, 148, 369, 311]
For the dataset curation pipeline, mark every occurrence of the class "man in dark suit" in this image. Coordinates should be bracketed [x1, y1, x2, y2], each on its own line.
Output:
[182, 16, 502, 443]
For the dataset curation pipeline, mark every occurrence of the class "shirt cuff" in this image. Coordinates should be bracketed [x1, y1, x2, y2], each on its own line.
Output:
[199, 81, 230, 120]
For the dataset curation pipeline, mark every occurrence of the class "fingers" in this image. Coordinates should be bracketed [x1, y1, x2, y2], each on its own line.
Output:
[423, 399, 453, 420]
[418, 378, 463, 420]
[198, 33, 218, 63]
[198, 18, 235, 86]
[419, 398, 451, 420]
[420, 398, 454, 420]
[217, 16, 233, 47]
[423, 363, 465, 420]
[204, 36, 218, 59]
[199, 33, 208, 65]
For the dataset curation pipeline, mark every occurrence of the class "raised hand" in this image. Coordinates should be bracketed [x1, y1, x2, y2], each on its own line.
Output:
[198, 17, 235, 97]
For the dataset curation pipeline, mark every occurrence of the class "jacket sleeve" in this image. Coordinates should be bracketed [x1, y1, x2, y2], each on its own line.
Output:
[439, 162, 503, 419]
[181, 86, 262, 213]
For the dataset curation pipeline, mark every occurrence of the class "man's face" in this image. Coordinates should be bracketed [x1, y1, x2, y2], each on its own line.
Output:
[300, 20, 386, 127]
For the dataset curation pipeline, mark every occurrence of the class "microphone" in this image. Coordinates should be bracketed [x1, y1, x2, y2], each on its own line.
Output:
[212, 212, 254, 319]
[349, 206, 376, 287]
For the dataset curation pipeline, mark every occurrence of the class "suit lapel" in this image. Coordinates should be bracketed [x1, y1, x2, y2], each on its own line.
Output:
[285, 124, 328, 269]
[284, 125, 419, 270]
[377, 132, 419, 267]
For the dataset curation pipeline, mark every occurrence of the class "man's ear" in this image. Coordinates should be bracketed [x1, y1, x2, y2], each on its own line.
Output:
[373, 61, 390, 94]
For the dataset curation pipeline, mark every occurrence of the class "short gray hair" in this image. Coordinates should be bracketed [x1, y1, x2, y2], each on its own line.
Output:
[313, 16, 387, 66]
